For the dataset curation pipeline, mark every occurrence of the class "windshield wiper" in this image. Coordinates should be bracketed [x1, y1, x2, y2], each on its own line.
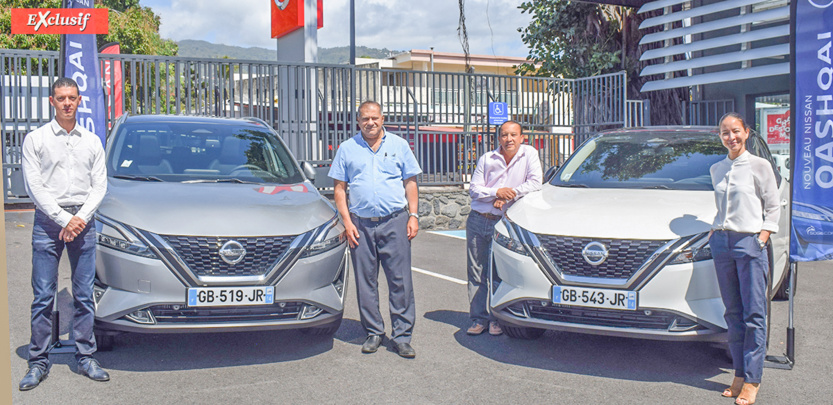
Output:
[557, 183, 589, 188]
[182, 178, 260, 184]
[642, 185, 671, 189]
[113, 174, 163, 182]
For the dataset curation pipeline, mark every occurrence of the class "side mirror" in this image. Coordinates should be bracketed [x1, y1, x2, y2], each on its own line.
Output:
[544, 165, 559, 183]
[301, 161, 316, 182]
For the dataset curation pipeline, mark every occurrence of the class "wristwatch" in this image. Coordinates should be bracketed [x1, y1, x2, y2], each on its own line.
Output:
[757, 238, 767, 250]
[409, 212, 419, 219]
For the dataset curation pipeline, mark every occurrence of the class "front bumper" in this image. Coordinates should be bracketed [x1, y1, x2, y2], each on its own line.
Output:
[94, 242, 349, 334]
[489, 241, 727, 342]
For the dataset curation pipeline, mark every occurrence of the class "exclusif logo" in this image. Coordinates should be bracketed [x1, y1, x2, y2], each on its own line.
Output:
[11, 8, 109, 35]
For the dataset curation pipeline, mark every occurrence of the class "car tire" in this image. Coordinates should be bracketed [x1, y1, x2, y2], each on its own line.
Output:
[95, 332, 115, 352]
[300, 316, 343, 336]
[773, 266, 797, 301]
[501, 323, 545, 340]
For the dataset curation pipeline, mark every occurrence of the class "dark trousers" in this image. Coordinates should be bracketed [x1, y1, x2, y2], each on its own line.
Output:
[466, 211, 500, 323]
[29, 209, 98, 369]
[710, 230, 768, 384]
[350, 209, 415, 344]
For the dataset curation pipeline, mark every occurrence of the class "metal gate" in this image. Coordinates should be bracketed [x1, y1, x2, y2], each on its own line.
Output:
[2, 48, 633, 202]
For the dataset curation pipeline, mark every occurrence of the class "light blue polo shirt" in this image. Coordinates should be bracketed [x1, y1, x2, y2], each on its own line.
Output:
[328, 131, 422, 218]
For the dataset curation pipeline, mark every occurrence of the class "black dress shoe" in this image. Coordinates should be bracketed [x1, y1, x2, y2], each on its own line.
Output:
[19, 366, 47, 391]
[361, 335, 383, 353]
[78, 358, 110, 382]
[395, 342, 416, 359]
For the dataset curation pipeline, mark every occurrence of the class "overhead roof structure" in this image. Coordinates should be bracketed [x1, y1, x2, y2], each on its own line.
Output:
[636, 0, 790, 91]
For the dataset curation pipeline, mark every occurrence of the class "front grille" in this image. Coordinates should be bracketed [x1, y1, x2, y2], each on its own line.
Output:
[535, 235, 667, 280]
[161, 235, 297, 277]
[150, 302, 304, 323]
[524, 301, 675, 330]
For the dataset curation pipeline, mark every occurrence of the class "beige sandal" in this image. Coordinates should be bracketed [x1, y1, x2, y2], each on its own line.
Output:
[722, 376, 744, 398]
[735, 382, 759, 405]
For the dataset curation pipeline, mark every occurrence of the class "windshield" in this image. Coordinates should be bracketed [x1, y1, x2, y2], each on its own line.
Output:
[551, 131, 726, 191]
[107, 121, 305, 184]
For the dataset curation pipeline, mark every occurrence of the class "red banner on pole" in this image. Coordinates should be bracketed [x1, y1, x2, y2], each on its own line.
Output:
[99, 42, 123, 125]
[11, 8, 109, 35]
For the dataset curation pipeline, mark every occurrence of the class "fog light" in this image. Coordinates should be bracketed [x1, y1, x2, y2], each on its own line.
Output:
[125, 309, 156, 325]
[300, 304, 323, 320]
[93, 285, 106, 305]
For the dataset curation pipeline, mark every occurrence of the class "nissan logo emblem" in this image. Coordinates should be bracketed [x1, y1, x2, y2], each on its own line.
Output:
[581, 242, 609, 266]
[219, 240, 246, 265]
[274, 0, 290, 10]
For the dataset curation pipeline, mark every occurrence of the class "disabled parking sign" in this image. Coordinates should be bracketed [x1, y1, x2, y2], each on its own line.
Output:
[488, 101, 509, 125]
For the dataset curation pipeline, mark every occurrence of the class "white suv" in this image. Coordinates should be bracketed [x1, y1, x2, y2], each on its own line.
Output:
[490, 127, 790, 341]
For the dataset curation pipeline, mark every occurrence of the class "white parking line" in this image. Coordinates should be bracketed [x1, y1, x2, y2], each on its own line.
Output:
[412, 267, 466, 285]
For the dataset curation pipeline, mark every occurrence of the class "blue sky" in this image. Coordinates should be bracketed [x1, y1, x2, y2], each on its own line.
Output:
[139, 0, 533, 57]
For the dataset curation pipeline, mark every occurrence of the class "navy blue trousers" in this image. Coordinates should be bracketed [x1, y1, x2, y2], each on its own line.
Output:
[350, 209, 415, 344]
[710, 230, 768, 384]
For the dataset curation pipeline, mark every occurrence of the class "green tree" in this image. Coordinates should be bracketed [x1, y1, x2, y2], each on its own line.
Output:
[517, 0, 689, 125]
[0, 0, 176, 56]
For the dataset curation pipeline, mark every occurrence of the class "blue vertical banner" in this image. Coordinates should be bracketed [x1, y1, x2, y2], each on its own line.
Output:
[61, 0, 106, 146]
[791, 0, 833, 261]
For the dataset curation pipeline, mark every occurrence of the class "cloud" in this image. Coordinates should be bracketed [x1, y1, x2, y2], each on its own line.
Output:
[140, 0, 531, 57]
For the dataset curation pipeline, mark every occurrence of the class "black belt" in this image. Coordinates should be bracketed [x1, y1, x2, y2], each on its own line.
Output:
[474, 210, 502, 221]
[60, 205, 83, 215]
[351, 207, 406, 223]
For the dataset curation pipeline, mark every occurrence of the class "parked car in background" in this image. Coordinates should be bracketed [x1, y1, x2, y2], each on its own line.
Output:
[93, 115, 348, 349]
[489, 127, 790, 341]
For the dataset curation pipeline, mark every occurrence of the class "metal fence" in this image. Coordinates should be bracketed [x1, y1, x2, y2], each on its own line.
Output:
[682, 99, 734, 126]
[2, 48, 636, 202]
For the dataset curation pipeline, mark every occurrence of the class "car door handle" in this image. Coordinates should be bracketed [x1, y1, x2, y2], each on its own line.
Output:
[781, 199, 788, 207]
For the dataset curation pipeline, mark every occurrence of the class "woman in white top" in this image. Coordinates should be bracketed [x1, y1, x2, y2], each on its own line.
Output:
[709, 112, 780, 405]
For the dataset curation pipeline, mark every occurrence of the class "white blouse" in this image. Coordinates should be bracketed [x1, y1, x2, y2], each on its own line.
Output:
[710, 151, 780, 234]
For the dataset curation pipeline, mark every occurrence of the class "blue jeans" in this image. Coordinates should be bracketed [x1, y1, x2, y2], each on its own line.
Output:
[466, 211, 500, 323]
[709, 230, 769, 384]
[29, 208, 98, 368]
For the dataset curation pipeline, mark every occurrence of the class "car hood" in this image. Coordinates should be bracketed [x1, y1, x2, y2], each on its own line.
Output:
[506, 185, 716, 240]
[98, 179, 335, 236]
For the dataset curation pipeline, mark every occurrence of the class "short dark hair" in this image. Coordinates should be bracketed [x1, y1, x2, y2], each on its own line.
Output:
[499, 120, 524, 135]
[51, 77, 79, 97]
[718, 112, 749, 131]
[358, 100, 382, 114]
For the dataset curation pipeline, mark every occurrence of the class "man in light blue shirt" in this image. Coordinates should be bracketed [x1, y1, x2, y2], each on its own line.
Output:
[328, 100, 422, 358]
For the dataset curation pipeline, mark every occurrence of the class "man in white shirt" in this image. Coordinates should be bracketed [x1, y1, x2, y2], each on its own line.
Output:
[19, 78, 109, 391]
[466, 120, 542, 336]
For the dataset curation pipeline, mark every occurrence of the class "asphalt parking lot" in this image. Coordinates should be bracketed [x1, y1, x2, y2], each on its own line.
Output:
[5, 209, 833, 404]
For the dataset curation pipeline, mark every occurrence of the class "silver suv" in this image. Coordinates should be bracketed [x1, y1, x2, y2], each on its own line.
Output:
[93, 115, 347, 349]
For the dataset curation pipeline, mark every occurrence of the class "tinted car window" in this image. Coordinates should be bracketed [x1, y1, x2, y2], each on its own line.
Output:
[107, 121, 304, 184]
[551, 131, 727, 191]
[746, 133, 782, 187]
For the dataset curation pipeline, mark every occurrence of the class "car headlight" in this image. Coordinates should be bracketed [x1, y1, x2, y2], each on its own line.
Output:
[668, 232, 711, 264]
[301, 215, 345, 257]
[493, 217, 531, 256]
[95, 214, 158, 259]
